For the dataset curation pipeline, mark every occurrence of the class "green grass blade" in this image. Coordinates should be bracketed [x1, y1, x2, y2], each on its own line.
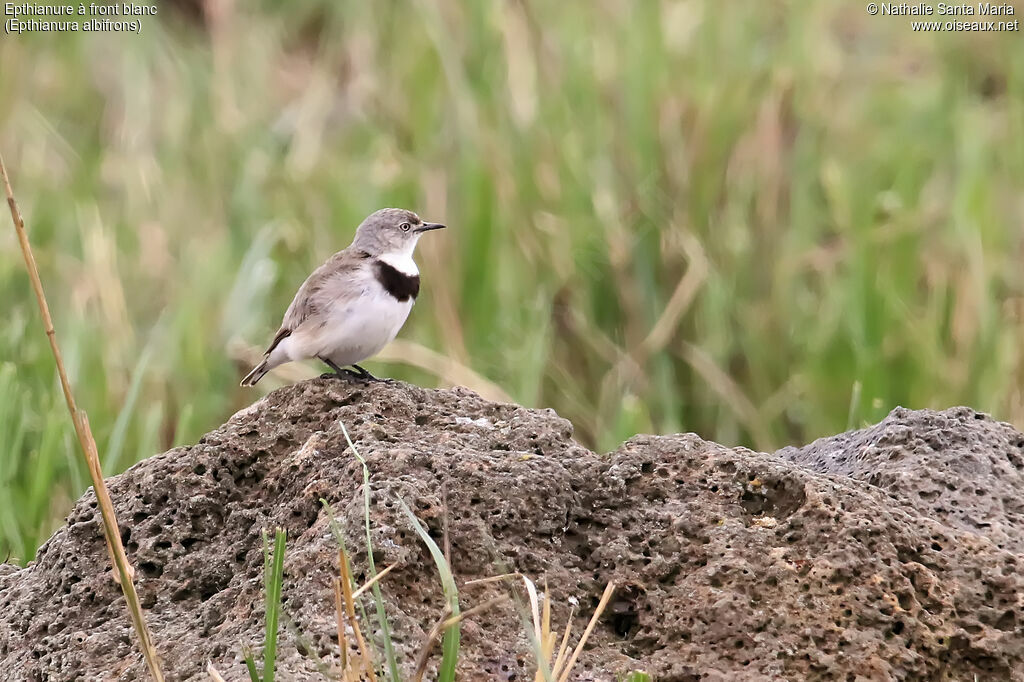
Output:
[261, 527, 287, 682]
[320, 499, 349, 554]
[397, 498, 460, 682]
[102, 317, 160, 475]
[846, 380, 862, 432]
[621, 672, 652, 682]
[339, 422, 401, 681]
[241, 644, 261, 682]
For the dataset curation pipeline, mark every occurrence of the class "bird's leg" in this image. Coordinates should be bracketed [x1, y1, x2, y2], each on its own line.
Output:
[318, 356, 358, 380]
[350, 364, 391, 383]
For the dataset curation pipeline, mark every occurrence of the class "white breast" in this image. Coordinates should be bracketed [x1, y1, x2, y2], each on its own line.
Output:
[314, 283, 413, 367]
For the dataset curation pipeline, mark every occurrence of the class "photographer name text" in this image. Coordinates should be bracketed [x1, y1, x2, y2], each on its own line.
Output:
[865, 2, 1019, 30]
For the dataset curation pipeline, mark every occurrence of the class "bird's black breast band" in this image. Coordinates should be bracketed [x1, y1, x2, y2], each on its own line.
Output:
[374, 260, 420, 302]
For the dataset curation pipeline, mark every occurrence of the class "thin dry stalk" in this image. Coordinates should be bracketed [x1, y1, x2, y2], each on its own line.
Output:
[351, 562, 398, 600]
[637, 229, 708, 359]
[681, 342, 774, 451]
[441, 483, 451, 568]
[555, 582, 616, 682]
[463, 573, 615, 681]
[439, 595, 508, 631]
[413, 596, 508, 682]
[413, 604, 453, 682]
[336, 559, 401, 680]
[332, 578, 349, 676]
[518, 575, 552, 680]
[532, 580, 553, 682]
[338, 549, 378, 682]
[0, 154, 164, 681]
[541, 598, 552, 657]
[464, 572, 519, 587]
[604, 228, 709, 388]
[205, 662, 227, 682]
[466, 572, 560, 680]
[549, 609, 575, 679]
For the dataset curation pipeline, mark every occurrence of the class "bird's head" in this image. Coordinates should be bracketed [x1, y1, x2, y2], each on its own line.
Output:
[351, 208, 446, 258]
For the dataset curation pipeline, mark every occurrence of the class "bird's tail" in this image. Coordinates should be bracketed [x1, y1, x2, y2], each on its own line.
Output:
[240, 358, 271, 387]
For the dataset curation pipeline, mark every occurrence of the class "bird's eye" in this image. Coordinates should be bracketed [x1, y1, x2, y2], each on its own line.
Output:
[400, 222, 411, 232]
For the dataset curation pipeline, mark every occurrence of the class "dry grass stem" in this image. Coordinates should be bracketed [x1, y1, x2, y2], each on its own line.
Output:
[351, 562, 398, 600]
[439, 595, 509, 632]
[0, 153, 164, 681]
[638, 229, 708, 358]
[555, 582, 616, 682]
[338, 549, 378, 682]
[413, 605, 453, 682]
[442, 484, 451, 568]
[412, 596, 508, 682]
[466, 573, 613, 682]
[681, 342, 774, 451]
[533, 579, 553, 682]
[332, 578, 349, 676]
[605, 228, 709, 395]
[549, 610, 575, 680]
[205, 662, 227, 682]
[463, 573, 517, 587]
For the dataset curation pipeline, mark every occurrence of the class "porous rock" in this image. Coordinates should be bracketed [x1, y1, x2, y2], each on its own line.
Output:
[0, 380, 1022, 680]
[778, 406, 1024, 555]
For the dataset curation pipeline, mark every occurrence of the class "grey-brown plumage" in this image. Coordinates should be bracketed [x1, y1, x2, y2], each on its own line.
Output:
[240, 208, 445, 386]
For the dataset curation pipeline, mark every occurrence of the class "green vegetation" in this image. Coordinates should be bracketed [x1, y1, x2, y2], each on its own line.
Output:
[240, 528, 288, 682]
[218, 423, 611, 681]
[255, 527, 288, 682]
[397, 498, 460, 682]
[1, 1, 1022, 561]
[621, 672, 652, 682]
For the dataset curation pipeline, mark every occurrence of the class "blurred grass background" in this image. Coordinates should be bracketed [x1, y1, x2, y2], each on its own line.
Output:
[1, 0, 1022, 563]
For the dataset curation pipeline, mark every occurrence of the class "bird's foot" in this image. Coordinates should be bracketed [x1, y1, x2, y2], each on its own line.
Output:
[351, 364, 392, 383]
[319, 370, 360, 381]
[319, 356, 359, 381]
[318, 359, 392, 383]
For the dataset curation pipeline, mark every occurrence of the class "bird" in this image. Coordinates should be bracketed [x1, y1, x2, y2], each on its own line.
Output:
[240, 208, 446, 387]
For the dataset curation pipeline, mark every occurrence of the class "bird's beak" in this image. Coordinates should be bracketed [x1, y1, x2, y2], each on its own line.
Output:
[414, 222, 446, 233]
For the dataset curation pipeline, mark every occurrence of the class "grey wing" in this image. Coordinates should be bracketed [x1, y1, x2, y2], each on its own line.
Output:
[265, 250, 366, 354]
[280, 268, 325, 332]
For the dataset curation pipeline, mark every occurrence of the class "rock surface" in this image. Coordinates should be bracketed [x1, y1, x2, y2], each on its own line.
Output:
[1, 380, 1023, 681]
